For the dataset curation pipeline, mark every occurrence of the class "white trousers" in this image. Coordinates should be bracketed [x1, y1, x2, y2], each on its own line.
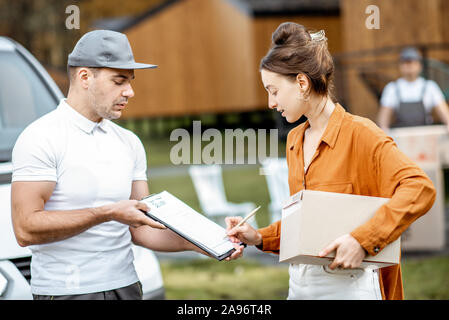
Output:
[287, 264, 382, 300]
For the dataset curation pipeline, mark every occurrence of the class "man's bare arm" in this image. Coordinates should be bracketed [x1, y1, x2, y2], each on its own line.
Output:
[377, 106, 394, 132]
[434, 101, 449, 131]
[11, 181, 164, 247]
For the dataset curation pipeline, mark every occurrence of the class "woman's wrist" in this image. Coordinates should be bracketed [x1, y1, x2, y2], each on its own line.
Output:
[254, 232, 263, 246]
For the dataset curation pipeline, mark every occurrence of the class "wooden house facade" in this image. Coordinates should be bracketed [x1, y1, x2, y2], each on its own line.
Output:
[88, 0, 449, 122]
[108, 0, 342, 118]
[339, 0, 449, 120]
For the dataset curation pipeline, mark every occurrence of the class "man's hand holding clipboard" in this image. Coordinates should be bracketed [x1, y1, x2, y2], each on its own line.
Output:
[140, 191, 247, 261]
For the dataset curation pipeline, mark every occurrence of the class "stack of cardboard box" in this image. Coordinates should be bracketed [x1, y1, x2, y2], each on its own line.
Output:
[389, 125, 447, 251]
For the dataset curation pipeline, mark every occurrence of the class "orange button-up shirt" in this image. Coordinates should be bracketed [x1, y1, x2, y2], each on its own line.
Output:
[258, 103, 436, 300]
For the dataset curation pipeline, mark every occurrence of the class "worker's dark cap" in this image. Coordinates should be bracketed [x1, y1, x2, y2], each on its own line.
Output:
[399, 47, 422, 62]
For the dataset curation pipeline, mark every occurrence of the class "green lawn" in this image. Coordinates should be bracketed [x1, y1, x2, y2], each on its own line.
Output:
[159, 256, 449, 300]
[401, 255, 449, 299]
[140, 133, 287, 168]
[160, 259, 289, 300]
[148, 164, 273, 228]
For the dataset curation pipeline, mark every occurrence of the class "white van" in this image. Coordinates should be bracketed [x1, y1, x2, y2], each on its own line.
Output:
[0, 36, 165, 299]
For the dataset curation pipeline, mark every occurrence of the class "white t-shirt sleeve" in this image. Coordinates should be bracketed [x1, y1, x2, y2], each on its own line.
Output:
[131, 134, 148, 181]
[12, 127, 57, 182]
[380, 82, 399, 109]
[425, 80, 446, 108]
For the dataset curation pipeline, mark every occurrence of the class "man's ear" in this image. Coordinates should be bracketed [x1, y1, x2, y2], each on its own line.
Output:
[78, 67, 91, 89]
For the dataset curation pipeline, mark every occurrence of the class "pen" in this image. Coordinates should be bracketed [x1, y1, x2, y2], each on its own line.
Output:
[224, 206, 261, 239]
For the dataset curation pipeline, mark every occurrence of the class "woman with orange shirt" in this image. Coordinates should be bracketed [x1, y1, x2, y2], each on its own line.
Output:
[226, 22, 436, 300]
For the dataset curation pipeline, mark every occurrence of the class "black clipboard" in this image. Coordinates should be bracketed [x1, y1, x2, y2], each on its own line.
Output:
[140, 193, 245, 261]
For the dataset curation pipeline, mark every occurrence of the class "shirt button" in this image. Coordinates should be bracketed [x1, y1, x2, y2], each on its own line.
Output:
[374, 246, 380, 253]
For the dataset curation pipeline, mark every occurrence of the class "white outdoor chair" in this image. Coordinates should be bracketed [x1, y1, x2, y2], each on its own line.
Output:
[260, 157, 290, 224]
[188, 164, 257, 228]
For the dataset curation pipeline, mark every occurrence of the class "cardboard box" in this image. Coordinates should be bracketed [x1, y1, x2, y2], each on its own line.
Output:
[389, 125, 448, 166]
[279, 190, 401, 269]
[401, 163, 446, 251]
[388, 126, 447, 251]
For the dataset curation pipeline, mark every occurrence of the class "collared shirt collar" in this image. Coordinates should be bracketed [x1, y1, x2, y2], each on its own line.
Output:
[289, 103, 346, 152]
[58, 99, 108, 134]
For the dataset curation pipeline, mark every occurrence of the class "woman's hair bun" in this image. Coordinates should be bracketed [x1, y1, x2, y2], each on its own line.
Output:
[271, 22, 309, 46]
[261, 22, 335, 98]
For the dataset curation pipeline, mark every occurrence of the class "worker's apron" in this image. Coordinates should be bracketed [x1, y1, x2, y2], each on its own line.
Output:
[393, 80, 430, 127]
[287, 264, 382, 300]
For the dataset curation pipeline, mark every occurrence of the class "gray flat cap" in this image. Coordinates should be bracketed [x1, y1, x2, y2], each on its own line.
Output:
[68, 30, 157, 69]
[399, 47, 422, 62]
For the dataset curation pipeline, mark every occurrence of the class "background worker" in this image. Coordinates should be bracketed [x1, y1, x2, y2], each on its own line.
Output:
[378, 46, 449, 131]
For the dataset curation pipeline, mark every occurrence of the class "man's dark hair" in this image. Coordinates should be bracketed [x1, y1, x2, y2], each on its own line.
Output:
[67, 66, 101, 83]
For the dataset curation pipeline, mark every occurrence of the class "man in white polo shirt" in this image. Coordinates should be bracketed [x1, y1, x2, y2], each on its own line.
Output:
[377, 46, 449, 131]
[10, 30, 244, 300]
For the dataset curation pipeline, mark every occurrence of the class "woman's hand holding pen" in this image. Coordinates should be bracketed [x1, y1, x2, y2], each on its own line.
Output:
[225, 216, 263, 246]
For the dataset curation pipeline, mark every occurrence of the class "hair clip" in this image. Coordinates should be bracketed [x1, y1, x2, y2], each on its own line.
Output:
[310, 30, 327, 42]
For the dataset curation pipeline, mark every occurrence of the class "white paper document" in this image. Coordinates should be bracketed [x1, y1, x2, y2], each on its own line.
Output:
[140, 191, 236, 260]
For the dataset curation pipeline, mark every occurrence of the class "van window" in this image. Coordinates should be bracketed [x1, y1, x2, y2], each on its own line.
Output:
[0, 51, 58, 162]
